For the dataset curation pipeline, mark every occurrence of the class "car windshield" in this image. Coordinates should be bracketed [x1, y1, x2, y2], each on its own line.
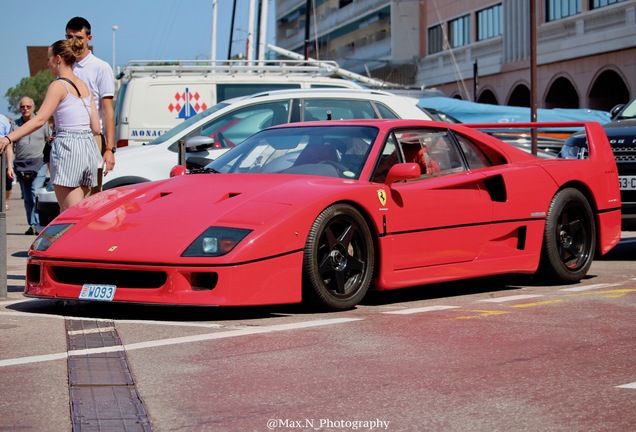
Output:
[204, 125, 378, 179]
[147, 102, 231, 145]
[616, 98, 636, 120]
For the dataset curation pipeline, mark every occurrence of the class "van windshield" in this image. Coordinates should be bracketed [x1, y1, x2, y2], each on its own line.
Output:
[146, 102, 231, 145]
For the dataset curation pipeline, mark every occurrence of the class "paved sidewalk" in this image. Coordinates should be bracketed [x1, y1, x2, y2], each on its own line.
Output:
[1, 193, 72, 431]
[2, 193, 41, 300]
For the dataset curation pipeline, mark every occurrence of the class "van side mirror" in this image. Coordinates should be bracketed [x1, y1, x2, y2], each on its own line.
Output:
[185, 136, 216, 152]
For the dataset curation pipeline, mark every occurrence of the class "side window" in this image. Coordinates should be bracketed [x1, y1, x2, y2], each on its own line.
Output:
[216, 84, 299, 101]
[395, 129, 466, 179]
[303, 99, 378, 121]
[374, 102, 400, 119]
[198, 101, 291, 147]
[455, 133, 493, 169]
[371, 133, 399, 183]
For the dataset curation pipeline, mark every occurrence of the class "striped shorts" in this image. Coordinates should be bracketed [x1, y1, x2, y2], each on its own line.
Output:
[50, 129, 103, 188]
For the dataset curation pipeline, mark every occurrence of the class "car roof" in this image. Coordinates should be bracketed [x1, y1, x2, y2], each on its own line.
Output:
[240, 87, 420, 103]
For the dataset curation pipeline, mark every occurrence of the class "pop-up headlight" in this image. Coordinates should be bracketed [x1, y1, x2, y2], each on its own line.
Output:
[31, 224, 75, 251]
[182, 227, 252, 257]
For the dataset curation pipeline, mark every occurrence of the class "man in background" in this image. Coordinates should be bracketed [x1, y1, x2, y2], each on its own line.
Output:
[8, 97, 51, 234]
[0, 114, 11, 211]
[65, 16, 116, 192]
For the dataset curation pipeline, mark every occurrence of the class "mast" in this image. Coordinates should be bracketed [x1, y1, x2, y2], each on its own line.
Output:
[228, 0, 238, 60]
[257, 0, 269, 61]
[304, 0, 312, 60]
[247, 0, 256, 61]
[211, 0, 218, 61]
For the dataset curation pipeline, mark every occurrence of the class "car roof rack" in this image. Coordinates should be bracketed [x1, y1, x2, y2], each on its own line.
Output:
[120, 59, 344, 79]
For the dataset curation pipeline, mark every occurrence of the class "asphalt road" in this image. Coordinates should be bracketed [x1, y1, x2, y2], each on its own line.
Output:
[1, 193, 635, 431]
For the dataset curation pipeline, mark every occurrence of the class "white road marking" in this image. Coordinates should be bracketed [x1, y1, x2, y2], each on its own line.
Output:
[0, 352, 68, 367]
[616, 381, 636, 389]
[0, 311, 222, 328]
[67, 327, 116, 336]
[478, 295, 543, 303]
[115, 319, 223, 328]
[383, 305, 460, 315]
[560, 283, 623, 292]
[0, 311, 65, 320]
[0, 317, 361, 368]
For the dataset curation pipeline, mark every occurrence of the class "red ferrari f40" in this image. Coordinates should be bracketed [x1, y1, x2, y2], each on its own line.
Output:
[25, 120, 621, 311]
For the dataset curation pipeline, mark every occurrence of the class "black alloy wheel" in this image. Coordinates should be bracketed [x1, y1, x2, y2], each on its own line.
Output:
[302, 204, 374, 311]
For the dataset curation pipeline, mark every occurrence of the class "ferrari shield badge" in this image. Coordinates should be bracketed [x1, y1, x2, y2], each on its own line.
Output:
[377, 189, 387, 206]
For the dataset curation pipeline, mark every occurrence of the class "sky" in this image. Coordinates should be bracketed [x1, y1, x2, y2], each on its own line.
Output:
[0, 0, 276, 114]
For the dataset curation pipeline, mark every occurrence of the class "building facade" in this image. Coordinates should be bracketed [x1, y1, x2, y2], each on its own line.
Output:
[275, 0, 421, 85]
[275, 0, 635, 110]
[419, 0, 635, 110]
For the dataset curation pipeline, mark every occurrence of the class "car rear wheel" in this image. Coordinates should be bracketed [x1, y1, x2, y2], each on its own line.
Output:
[537, 188, 596, 284]
[302, 204, 374, 311]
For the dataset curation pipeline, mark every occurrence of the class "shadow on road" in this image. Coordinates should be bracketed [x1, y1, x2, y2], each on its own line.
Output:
[598, 236, 636, 261]
[7, 235, 634, 321]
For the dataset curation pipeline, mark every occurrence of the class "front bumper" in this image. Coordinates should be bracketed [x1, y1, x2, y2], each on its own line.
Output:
[24, 252, 303, 307]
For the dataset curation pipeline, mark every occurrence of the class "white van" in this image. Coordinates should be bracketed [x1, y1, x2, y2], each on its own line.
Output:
[114, 59, 363, 148]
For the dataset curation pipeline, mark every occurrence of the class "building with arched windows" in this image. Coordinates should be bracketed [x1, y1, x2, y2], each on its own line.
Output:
[275, 0, 635, 110]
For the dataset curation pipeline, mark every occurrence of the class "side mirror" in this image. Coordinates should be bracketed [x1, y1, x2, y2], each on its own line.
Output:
[185, 136, 216, 152]
[170, 165, 187, 178]
[384, 163, 421, 186]
[609, 104, 625, 120]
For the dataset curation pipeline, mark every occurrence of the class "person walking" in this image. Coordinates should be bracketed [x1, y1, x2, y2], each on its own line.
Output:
[7, 97, 52, 234]
[0, 114, 12, 211]
[65, 16, 116, 192]
[0, 39, 101, 213]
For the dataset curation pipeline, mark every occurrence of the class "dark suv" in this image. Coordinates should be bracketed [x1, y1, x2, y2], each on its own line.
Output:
[560, 97, 636, 229]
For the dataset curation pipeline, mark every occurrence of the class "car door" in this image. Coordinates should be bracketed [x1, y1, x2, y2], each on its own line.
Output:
[373, 128, 495, 270]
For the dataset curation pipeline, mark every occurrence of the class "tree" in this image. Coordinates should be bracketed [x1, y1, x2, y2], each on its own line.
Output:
[4, 70, 55, 115]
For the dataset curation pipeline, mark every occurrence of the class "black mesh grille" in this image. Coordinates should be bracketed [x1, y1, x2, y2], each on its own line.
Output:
[51, 266, 167, 289]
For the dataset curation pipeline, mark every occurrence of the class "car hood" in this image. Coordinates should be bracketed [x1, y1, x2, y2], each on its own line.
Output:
[602, 119, 636, 140]
[37, 174, 354, 263]
[565, 119, 636, 146]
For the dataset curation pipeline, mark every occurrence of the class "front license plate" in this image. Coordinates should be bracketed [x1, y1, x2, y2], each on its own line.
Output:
[619, 176, 636, 190]
[79, 284, 116, 301]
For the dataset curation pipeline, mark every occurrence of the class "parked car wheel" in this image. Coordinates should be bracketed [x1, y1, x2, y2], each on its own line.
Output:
[302, 204, 374, 311]
[537, 188, 596, 283]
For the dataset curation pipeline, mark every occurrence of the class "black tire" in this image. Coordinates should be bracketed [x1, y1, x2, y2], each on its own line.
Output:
[537, 188, 596, 284]
[302, 204, 374, 311]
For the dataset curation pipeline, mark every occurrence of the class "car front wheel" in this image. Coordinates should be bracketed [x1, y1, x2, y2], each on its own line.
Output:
[537, 188, 596, 284]
[302, 204, 374, 311]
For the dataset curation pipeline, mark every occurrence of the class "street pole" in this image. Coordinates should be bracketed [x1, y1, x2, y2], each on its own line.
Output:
[530, 0, 538, 155]
[0, 150, 7, 299]
[112, 25, 119, 72]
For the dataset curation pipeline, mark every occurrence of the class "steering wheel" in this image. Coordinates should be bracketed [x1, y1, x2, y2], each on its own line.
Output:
[319, 160, 350, 176]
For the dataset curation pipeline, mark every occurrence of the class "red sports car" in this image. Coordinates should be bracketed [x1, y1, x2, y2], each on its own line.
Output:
[25, 120, 621, 311]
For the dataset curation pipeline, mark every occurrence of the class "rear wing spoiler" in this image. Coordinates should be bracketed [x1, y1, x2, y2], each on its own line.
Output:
[463, 121, 612, 162]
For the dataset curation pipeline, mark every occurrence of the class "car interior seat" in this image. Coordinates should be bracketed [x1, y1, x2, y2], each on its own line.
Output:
[295, 137, 340, 165]
[401, 143, 427, 175]
[401, 143, 441, 175]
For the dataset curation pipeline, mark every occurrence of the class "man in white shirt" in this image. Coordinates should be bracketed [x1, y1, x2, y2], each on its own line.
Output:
[65, 17, 116, 190]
